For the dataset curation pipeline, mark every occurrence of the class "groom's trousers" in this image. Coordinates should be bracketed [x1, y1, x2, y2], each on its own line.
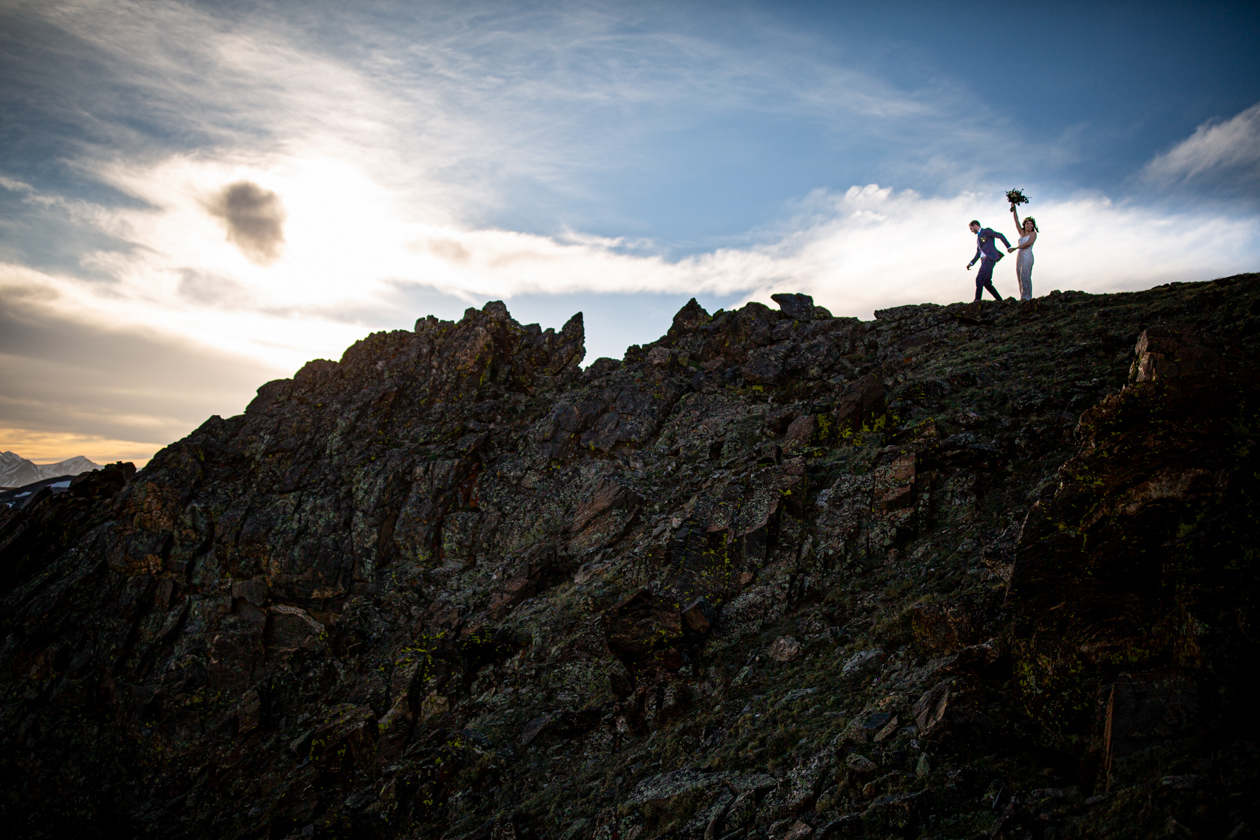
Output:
[975, 259, 1002, 301]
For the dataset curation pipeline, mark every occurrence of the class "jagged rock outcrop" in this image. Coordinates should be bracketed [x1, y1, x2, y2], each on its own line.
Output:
[1007, 324, 1260, 793]
[2, 279, 1259, 839]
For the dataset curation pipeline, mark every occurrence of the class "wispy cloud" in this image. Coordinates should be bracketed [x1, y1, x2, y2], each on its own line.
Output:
[0, 267, 283, 461]
[1142, 101, 1260, 197]
[7, 0, 1028, 228]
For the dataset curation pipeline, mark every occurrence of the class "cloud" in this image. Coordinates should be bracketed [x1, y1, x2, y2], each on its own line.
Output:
[202, 181, 287, 265]
[1142, 101, 1260, 195]
[33, 152, 1260, 335]
[176, 268, 254, 308]
[8, 172, 1255, 466]
[0, 175, 35, 194]
[3, 0, 1260, 466]
[0, 266, 285, 461]
[0, 426, 157, 466]
[735, 186, 1259, 316]
[3, 0, 1028, 234]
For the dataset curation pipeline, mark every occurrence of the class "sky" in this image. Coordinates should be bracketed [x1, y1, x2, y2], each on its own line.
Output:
[2, 0, 1259, 467]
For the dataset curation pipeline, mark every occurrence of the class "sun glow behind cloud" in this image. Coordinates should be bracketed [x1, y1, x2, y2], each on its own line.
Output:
[18, 152, 1259, 377]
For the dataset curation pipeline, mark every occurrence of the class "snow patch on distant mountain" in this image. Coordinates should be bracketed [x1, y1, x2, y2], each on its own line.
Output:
[0, 452, 101, 489]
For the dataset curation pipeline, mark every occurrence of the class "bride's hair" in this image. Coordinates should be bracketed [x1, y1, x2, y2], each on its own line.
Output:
[1024, 216, 1039, 232]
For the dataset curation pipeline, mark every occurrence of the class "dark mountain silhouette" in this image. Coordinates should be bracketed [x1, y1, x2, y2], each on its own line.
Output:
[1, 279, 1257, 840]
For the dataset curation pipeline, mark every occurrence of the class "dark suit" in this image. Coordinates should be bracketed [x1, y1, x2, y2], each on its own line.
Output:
[969, 227, 1011, 301]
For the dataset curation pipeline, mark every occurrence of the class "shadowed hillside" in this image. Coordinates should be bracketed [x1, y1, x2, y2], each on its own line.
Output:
[2, 278, 1258, 840]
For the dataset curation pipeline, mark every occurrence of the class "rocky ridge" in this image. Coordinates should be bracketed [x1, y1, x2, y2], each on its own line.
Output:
[1, 278, 1259, 840]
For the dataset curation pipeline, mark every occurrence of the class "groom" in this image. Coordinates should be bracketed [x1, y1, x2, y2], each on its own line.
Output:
[966, 220, 1011, 301]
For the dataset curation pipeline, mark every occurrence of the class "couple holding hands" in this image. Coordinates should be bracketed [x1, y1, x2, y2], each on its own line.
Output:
[966, 192, 1038, 302]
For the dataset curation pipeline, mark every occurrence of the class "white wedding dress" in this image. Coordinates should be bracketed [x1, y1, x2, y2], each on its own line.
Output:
[1016, 235, 1034, 300]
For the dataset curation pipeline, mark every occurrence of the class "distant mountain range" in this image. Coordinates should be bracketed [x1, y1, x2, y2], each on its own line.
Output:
[0, 451, 100, 489]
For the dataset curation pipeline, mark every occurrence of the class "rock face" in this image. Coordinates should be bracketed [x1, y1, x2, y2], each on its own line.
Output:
[2, 280, 1259, 840]
[1007, 324, 1260, 783]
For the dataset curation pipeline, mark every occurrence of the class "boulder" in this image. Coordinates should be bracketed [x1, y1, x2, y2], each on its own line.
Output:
[768, 635, 802, 662]
[912, 678, 956, 735]
[783, 749, 833, 812]
[307, 704, 378, 774]
[784, 414, 818, 448]
[681, 597, 718, 634]
[265, 604, 324, 653]
[625, 768, 728, 807]
[834, 373, 886, 435]
[603, 587, 684, 668]
[771, 293, 816, 322]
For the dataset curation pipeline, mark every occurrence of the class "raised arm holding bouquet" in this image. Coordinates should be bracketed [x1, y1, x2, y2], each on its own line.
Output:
[1006, 189, 1037, 301]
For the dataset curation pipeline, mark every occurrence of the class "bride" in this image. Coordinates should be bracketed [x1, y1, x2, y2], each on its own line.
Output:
[1007, 207, 1037, 301]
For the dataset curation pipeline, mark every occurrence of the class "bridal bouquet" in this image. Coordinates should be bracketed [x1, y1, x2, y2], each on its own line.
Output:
[1006, 188, 1029, 207]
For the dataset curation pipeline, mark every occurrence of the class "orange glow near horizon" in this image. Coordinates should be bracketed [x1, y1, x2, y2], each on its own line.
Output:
[0, 427, 155, 469]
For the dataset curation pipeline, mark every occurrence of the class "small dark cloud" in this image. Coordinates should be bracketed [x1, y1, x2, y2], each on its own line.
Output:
[203, 181, 287, 265]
